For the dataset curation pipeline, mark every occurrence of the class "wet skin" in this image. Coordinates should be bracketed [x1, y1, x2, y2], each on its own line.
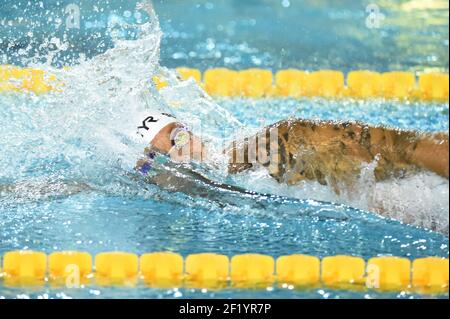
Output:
[227, 118, 449, 193]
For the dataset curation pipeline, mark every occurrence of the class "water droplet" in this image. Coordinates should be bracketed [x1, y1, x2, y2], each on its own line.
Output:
[282, 0, 291, 8]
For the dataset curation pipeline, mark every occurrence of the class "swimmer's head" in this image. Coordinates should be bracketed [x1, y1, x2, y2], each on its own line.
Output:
[136, 111, 207, 162]
[137, 112, 178, 146]
[136, 111, 192, 156]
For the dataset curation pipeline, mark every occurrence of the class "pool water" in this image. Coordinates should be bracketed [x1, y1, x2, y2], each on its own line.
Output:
[0, 0, 449, 299]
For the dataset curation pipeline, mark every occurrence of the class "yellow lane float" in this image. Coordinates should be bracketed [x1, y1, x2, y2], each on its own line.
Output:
[1, 250, 448, 294]
[0, 65, 448, 101]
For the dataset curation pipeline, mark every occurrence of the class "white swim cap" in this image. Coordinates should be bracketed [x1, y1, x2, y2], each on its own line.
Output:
[136, 111, 178, 144]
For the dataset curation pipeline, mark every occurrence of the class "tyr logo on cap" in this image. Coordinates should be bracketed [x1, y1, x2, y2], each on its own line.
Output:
[138, 116, 159, 134]
[136, 112, 178, 143]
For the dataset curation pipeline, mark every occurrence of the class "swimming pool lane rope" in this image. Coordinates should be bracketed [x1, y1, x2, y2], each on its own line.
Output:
[1, 251, 448, 294]
[0, 65, 448, 101]
[1, 66, 448, 294]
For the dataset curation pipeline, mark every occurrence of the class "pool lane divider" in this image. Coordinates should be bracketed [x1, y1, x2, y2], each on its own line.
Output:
[0, 251, 448, 294]
[0, 65, 448, 101]
[174, 68, 449, 101]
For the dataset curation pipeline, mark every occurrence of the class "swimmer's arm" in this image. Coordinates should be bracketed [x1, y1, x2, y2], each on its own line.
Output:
[225, 119, 449, 180]
[406, 132, 449, 178]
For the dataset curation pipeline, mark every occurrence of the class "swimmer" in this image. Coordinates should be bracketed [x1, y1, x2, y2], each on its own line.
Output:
[134, 111, 269, 203]
[135, 112, 449, 196]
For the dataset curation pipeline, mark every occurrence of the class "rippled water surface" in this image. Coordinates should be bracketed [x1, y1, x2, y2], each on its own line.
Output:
[0, 0, 449, 298]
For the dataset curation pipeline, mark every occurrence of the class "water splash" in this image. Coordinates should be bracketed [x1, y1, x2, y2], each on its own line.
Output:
[0, 1, 448, 235]
[232, 162, 449, 234]
[0, 2, 243, 210]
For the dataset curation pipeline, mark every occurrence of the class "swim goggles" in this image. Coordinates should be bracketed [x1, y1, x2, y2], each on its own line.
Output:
[170, 126, 191, 151]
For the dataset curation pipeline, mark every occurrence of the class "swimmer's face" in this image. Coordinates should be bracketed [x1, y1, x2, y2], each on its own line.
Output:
[150, 123, 207, 162]
[150, 123, 177, 153]
[168, 132, 207, 163]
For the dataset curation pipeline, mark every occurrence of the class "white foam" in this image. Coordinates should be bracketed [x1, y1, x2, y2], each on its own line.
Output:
[233, 164, 449, 234]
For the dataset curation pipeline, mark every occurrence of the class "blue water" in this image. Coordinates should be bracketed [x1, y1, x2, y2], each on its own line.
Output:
[0, 0, 449, 299]
[1, 0, 448, 72]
